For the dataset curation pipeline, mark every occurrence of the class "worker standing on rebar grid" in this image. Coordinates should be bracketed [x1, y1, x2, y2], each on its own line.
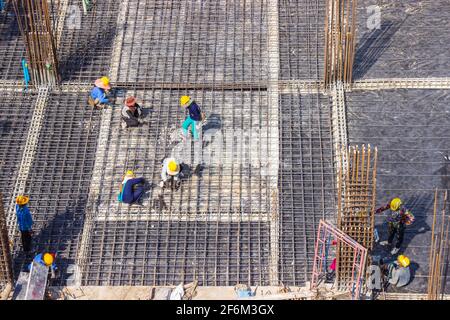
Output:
[180, 95, 205, 142]
[160, 158, 184, 190]
[121, 96, 144, 129]
[15, 195, 33, 253]
[118, 170, 147, 205]
[376, 198, 415, 255]
[89, 76, 113, 109]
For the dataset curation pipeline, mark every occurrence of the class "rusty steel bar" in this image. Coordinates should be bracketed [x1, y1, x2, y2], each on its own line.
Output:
[0, 193, 14, 292]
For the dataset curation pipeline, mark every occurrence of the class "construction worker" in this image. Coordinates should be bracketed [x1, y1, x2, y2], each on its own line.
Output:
[160, 158, 184, 190]
[118, 170, 147, 205]
[376, 198, 415, 255]
[89, 76, 112, 109]
[180, 95, 205, 141]
[15, 195, 33, 253]
[385, 255, 411, 288]
[27, 252, 58, 278]
[121, 96, 144, 129]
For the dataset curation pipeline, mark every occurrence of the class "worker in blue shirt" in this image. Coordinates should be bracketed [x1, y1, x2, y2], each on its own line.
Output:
[28, 252, 58, 278]
[15, 195, 33, 252]
[180, 95, 204, 141]
[89, 76, 112, 109]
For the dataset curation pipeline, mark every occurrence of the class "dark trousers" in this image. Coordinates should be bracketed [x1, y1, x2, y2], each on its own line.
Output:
[387, 223, 405, 249]
[122, 178, 145, 204]
[21, 230, 32, 252]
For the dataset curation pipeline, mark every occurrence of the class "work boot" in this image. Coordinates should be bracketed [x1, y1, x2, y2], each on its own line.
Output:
[391, 247, 400, 255]
[121, 121, 127, 130]
[379, 241, 389, 246]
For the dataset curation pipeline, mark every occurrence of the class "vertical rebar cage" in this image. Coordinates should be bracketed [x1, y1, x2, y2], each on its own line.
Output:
[323, 0, 358, 87]
[0, 193, 13, 294]
[311, 219, 367, 299]
[336, 144, 377, 292]
[12, 0, 59, 86]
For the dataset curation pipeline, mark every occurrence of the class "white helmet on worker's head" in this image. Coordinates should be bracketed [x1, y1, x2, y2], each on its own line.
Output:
[166, 158, 180, 176]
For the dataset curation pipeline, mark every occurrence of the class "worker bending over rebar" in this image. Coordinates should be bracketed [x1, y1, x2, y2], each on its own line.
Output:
[376, 198, 415, 255]
[89, 76, 114, 109]
[118, 170, 147, 205]
[160, 158, 184, 190]
[121, 96, 144, 129]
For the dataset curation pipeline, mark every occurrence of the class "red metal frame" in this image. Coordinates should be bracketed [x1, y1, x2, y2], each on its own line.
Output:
[310, 220, 367, 299]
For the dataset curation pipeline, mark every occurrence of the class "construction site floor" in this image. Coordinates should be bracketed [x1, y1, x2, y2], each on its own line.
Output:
[1, 0, 450, 296]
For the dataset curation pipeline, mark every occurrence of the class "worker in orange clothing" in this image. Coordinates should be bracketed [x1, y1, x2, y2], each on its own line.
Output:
[376, 198, 415, 255]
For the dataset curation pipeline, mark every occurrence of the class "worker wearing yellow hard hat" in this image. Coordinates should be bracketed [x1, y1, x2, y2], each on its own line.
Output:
[15, 195, 33, 252]
[89, 76, 113, 109]
[118, 170, 147, 205]
[384, 254, 411, 288]
[376, 197, 415, 255]
[180, 95, 205, 142]
[160, 157, 183, 190]
[27, 252, 58, 278]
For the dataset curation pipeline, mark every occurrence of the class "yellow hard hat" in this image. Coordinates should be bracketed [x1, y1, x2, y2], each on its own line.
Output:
[126, 170, 135, 176]
[43, 253, 54, 267]
[101, 76, 110, 86]
[397, 255, 410, 268]
[390, 198, 402, 211]
[180, 95, 191, 106]
[16, 195, 29, 206]
[167, 160, 179, 176]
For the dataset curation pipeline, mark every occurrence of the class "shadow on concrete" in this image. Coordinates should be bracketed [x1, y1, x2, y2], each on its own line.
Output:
[353, 19, 404, 80]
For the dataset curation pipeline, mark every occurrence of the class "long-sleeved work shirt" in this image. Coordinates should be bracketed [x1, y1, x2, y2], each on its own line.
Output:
[376, 203, 415, 226]
[27, 253, 57, 271]
[186, 101, 202, 121]
[161, 158, 183, 182]
[15, 204, 33, 232]
[90, 86, 109, 104]
[121, 104, 143, 127]
[388, 264, 411, 287]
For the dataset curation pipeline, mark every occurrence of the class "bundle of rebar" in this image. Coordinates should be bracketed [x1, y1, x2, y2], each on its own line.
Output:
[336, 145, 378, 290]
[0, 193, 13, 293]
[12, 0, 59, 86]
[323, 0, 358, 87]
[427, 189, 449, 300]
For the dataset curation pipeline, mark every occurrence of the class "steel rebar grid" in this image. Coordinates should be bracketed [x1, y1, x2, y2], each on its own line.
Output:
[12, 0, 59, 86]
[336, 144, 377, 291]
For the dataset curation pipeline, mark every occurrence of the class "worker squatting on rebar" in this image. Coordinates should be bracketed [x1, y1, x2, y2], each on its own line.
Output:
[118, 171, 148, 205]
[160, 158, 185, 191]
[121, 96, 145, 129]
[27, 252, 58, 279]
[376, 197, 415, 255]
[370, 254, 412, 299]
[180, 95, 206, 142]
[88, 76, 114, 109]
[15, 195, 33, 253]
